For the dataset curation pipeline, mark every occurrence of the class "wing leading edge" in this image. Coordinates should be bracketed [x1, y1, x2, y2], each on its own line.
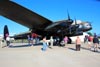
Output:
[0, 1, 52, 30]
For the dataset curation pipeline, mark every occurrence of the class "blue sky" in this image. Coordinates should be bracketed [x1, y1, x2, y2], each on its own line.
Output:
[0, 0, 100, 36]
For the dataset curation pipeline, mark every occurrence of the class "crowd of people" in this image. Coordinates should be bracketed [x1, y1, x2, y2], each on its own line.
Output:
[41, 33, 100, 52]
[27, 33, 40, 45]
[0, 32, 100, 52]
[84, 34, 99, 52]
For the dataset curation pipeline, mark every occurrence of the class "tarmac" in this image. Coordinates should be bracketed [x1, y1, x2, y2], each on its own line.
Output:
[0, 43, 100, 67]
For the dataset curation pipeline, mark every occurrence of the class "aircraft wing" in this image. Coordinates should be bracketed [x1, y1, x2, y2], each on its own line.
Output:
[11, 31, 31, 39]
[0, 1, 52, 30]
[0, 1, 92, 40]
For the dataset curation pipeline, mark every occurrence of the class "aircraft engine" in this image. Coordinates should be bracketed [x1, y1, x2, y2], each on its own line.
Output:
[74, 31, 83, 36]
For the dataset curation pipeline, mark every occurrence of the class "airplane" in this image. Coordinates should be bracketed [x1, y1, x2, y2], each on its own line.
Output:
[0, 0, 92, 43]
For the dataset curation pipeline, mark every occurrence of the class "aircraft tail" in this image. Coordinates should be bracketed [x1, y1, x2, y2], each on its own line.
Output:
[3, 25, 9, 40]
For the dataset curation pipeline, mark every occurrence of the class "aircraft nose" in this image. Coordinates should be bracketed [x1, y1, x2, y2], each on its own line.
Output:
[84, 23, 92, 31]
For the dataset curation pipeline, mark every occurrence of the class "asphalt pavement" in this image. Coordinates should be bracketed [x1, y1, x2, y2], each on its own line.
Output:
[0, 43, 100, 67]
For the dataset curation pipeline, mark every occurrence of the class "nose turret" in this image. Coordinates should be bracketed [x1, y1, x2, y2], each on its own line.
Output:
[82, 22, 92, 31]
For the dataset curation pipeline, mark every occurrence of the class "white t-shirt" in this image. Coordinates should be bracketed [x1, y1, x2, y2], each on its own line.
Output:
[6, 36, 10, 41]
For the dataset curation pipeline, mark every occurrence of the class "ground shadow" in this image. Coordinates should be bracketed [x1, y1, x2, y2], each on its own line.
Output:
[81, 47, 90, 51]
[68, 47, 76, 51]
[9, 44, 32, 48]
[9, 43, 43, 48]
[91, 50, 100, 53]
[81, 46, 100, 53]
[33, 43, 43, 46]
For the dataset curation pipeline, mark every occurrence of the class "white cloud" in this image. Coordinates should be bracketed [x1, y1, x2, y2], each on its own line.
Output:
[72, 20, 82, 25]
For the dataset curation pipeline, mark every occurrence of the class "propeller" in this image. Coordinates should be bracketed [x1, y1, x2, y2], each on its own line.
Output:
[75, 18, 80, 28]
[61, 11, 74, 35]
[67, 11, 70, 20]
[75, 18, 77, 25]
[67, 11, 73, 24]
[74, 18, 78, 31]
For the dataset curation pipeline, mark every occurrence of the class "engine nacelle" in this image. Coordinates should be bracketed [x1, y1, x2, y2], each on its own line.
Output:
[73, 31, 83, 36]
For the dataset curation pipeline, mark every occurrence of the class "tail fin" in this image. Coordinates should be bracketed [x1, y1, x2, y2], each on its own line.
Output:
[3, 25, 9, 40]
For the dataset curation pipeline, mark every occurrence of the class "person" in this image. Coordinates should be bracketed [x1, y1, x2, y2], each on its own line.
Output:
[27, 35, 31, 45]
[54, 36, 60, 46]
[35, 36, 40, 44]
[6, 35, 10, 47]
[88, 36, 93, 49]
[42, 37, 48, 51]
[0, 38, 3, 48]
[67, 37, 72, 44]
[76, 36, 81, 51]
[64, 36, 68, 45]
[50, 36, 54, 48]
[31, 33, 38, 44]
[84, 35, 88, 44]
[93, 35, 99, 52]
[60, 40, 65, 47]
[0, 39, 5, 48]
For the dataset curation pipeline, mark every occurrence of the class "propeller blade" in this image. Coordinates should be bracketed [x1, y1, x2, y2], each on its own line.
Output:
[67, 11, 70, 20]
[67, 11, 73, 24]
[75, 18, 77, 25]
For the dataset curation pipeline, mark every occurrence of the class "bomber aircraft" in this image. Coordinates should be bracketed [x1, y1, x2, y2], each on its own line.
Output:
[0, 0, 92, 42]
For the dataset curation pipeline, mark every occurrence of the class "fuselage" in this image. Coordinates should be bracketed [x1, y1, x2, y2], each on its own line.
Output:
[72, 21, 92, 32]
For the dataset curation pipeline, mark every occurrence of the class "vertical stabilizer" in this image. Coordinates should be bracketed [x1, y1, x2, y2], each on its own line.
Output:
[4, 25, 9, 40]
